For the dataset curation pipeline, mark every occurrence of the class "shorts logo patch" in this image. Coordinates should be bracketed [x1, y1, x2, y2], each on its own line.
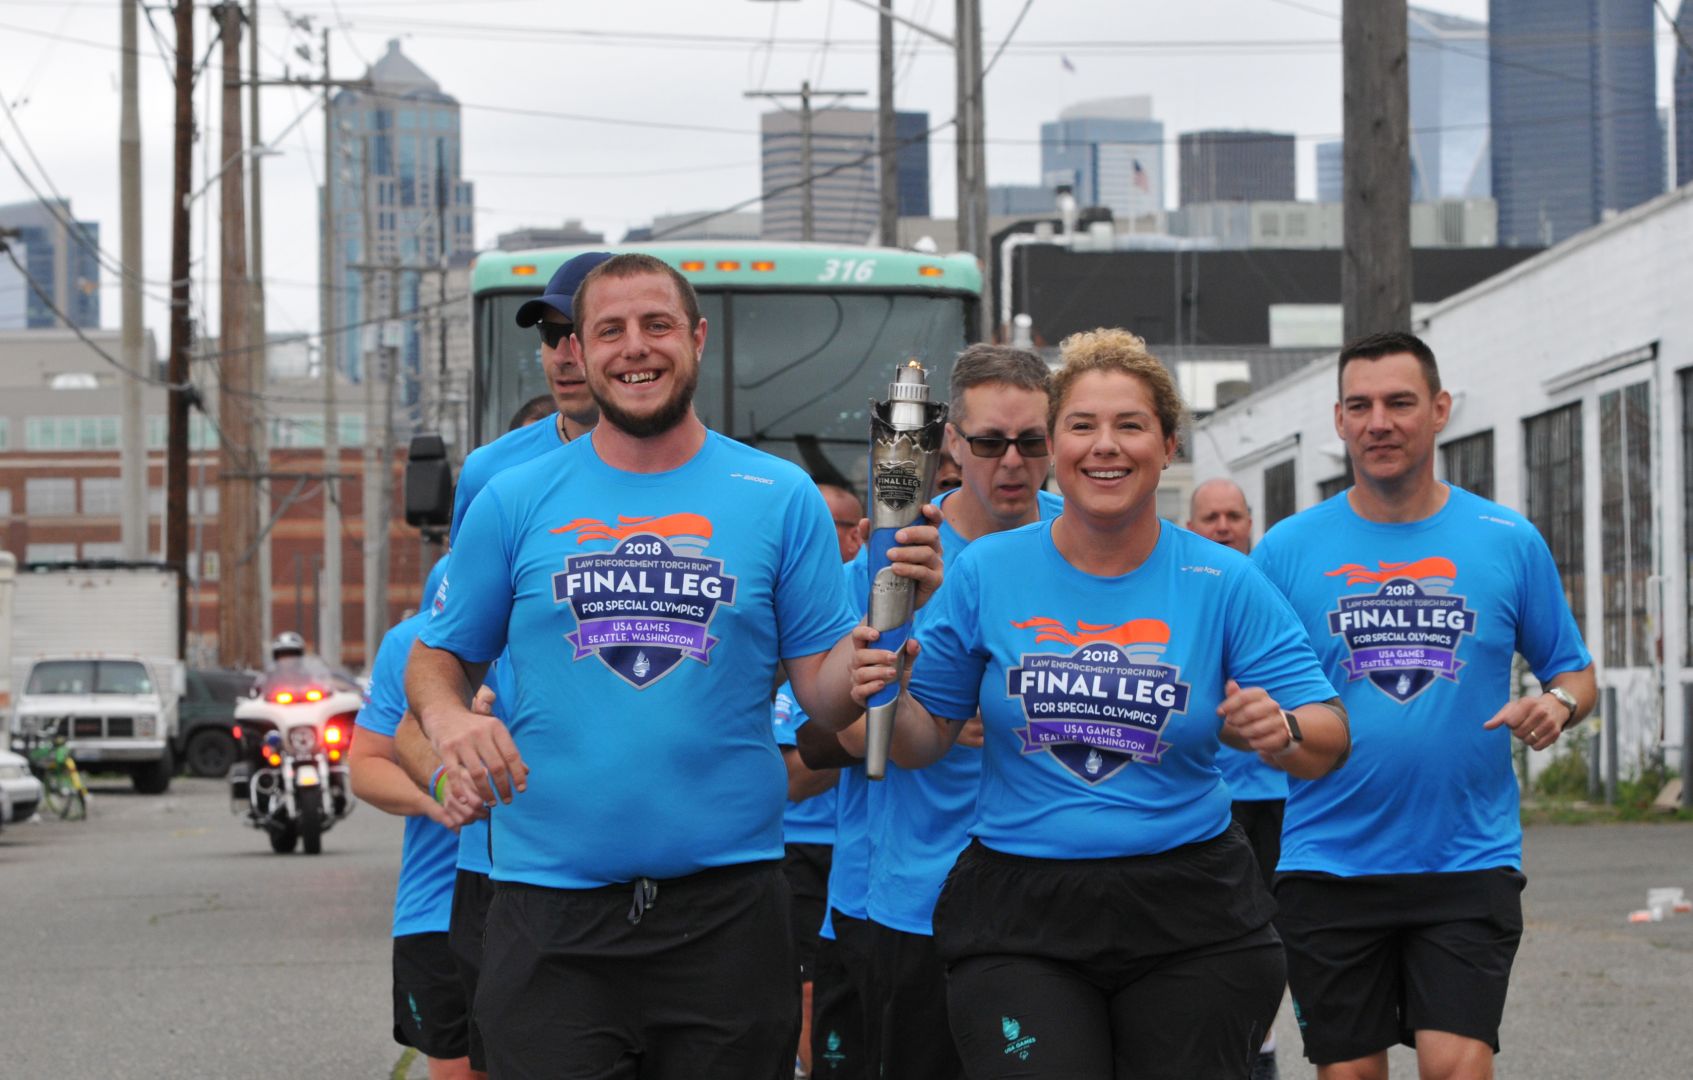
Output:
[1007, 617, 1190, 784]
[550, 514, 739, 689]
[1323, 557, 1476, 703]
[821, 1029, 846, 1068]
[1001, 1015, 1037, 1060]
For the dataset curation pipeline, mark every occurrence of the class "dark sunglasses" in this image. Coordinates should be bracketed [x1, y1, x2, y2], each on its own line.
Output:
[956, 428, 1049, 459]
[537, 321, 573, 349]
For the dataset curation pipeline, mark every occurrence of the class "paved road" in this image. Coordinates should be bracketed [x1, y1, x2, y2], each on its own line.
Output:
[2, 777, 1690, 1078]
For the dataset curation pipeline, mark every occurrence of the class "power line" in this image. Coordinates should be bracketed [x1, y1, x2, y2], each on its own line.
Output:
[0, 239, 190, 391]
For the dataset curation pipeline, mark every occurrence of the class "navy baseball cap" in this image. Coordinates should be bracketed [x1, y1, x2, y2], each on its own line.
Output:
[514, 250, 615, 327]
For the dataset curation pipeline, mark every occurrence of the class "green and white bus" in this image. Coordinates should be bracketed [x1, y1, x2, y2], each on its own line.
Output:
[469, 242, 983, 479]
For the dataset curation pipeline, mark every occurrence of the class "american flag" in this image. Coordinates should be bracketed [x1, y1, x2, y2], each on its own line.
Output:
[1132, 159, 1150, 192]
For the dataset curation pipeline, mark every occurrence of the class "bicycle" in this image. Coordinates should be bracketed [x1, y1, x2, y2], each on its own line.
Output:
[21, 720, 90, 821]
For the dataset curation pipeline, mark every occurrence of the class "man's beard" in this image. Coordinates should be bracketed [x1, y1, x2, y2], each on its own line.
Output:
[589, 360, 700, 439]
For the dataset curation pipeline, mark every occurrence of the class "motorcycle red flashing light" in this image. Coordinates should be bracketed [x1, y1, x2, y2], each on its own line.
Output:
[232, 724, 242, 740]
[272, 691, 295, 704]
[324, 724, 344, 745]
[265, 751, 282, 767]
[328, 749, 342, 763]
[305, 689, 324, 702]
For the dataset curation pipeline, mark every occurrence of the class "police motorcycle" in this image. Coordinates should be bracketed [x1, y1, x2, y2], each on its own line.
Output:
[228, 633, 360, 854]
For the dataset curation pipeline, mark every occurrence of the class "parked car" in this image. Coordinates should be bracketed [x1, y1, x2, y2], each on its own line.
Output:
[176, 668, 258, 778]
[0, 747, 44, 823]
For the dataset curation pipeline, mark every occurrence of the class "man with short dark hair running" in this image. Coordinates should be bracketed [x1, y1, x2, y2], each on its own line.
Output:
[1254, 331, 1596, 1080]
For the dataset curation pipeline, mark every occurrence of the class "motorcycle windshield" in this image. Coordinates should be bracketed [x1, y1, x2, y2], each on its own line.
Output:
[254, 658, 355, 700]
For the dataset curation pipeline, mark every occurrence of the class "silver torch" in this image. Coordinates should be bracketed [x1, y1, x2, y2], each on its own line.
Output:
[864, 359, 948, 780]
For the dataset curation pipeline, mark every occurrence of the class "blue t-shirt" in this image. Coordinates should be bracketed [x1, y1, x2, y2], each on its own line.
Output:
[865, 487, 1064, 935]
[909, 518, 1336, 861]
[421, 430, 859, 888]
[774, 682, 837, 845]
[448, 414, 565, 546]
[356, 612, 459, 937]
[424, 550, 493, 875]
[1217, 746, 1288, 803]
[1253, 486, 1591, 876]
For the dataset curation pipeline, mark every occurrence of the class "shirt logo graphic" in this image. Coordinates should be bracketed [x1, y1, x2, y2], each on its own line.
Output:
[1006, 617, 1190, 785]
[1324, 557, 1476, 703]
[550, 513, 738, 689]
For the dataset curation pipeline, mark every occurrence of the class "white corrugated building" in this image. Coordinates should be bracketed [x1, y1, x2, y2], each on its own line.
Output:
[1192, 183, 1693, 789]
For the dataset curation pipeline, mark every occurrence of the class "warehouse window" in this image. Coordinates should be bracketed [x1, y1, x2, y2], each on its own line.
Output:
[1523, 403, 1585, 631]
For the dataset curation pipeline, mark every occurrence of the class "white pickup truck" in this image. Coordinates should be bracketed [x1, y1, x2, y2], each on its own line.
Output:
[2, 556, 184, 794]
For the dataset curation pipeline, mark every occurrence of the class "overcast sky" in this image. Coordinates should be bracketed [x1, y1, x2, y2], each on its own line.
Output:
[0, 0, 1681, 345]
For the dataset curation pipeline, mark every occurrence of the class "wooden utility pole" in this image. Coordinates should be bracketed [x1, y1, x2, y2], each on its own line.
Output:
[319, 28, 342, 667]
[878, 0, 899, 247]
[1342, 0, 1412, 341]
[167, 0, 193, 660]
[248, 0, 272, 648]
[214, 2, 261, 670]
[954, 0, 989, 339]
[119, 0, 147, 560]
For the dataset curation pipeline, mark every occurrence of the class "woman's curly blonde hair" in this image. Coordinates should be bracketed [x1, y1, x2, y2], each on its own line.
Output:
[1049, 328, 1187, 448]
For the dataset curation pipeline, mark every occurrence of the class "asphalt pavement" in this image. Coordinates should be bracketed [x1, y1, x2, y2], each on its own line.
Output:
[2, 776, 1689, 1078]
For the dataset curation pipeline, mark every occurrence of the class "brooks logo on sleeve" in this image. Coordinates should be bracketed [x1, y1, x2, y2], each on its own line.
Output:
[1006, 617, 1191, 785]
[549, 513, 739, 689]
[1323, 557, 1476, 704]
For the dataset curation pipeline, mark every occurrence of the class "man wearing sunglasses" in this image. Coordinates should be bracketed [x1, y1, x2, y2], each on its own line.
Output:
[801, 344, 1060, 1080]
[445, 250, 612, 541]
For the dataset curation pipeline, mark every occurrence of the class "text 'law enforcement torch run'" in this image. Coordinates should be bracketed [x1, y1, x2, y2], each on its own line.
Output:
[865, 359, 948, 780]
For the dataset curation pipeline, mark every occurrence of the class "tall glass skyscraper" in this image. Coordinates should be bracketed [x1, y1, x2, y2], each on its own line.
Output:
[0, 199, 100, 330]
[759, 107, 931, 242]
[1409, 7, 1492, 201]
[1040, 97, 1165, 219]
[323, 40, 474, 415]
[1490, 0, 1661, 246]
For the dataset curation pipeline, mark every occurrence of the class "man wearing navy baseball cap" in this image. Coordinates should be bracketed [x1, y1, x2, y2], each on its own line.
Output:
[446, 250, 613, 542]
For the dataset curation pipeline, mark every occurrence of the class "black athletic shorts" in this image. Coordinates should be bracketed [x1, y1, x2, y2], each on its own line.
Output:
[782, 841, 832, 982]
[934, 829, 1285, 1079]
[1230, 798, 1285, 892]
[448, 868, 495, 1072]
[870, 919, 964, 1080]
[1275, 867, 1527, 1065]
[476, 860, 798, 1080]
[391, 931, 471, 1061]
[811, 909, 879, 1080]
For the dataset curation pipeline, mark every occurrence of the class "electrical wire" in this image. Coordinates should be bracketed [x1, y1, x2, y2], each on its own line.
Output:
[0, 240, 191, 390]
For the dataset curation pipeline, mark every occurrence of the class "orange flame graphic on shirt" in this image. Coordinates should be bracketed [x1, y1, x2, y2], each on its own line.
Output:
[551, 513, 715, 544]
[1324, 557, 1457, 586]
[1010, 617, 1171, 648]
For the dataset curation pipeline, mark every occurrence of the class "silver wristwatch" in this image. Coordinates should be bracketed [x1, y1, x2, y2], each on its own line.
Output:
[1547, 686, 1578, 729]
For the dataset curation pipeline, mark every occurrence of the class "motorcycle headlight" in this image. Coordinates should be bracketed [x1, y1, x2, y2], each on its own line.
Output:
[286, 726, 318, 756]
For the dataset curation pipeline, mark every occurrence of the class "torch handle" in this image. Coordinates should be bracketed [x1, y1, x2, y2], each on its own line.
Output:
[864, 524, 917, 780]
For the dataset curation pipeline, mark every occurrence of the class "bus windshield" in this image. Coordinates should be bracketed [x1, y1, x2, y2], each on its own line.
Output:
[477, 289, 970, 479]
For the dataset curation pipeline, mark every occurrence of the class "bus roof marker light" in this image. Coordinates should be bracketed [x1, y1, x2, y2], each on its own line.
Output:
[512, 265, 538, 276]
[715, 261, 741, 272]
[751, 260, 776, 272]
[680, 260, 706, 272]
[918, 265, 944, 277]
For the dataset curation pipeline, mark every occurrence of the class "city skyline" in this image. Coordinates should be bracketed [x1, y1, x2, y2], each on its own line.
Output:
[0, 0, 1684, 343]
